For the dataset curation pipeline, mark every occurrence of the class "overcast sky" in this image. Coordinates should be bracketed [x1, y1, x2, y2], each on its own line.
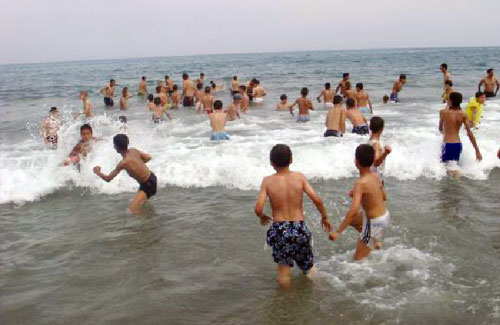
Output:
[1, 0, 499, 64]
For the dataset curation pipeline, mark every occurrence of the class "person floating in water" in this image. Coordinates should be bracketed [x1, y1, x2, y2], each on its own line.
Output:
[390, 74, 406, 103]
[209, 100, 230, 141]
[254, 144, 331, 289]
[329, 144, 390, 260]
[93, 134, 156, 214]
[345, 98, 368, 135]
[465, 92, 486, 129]
[478, 68, 499, 98]
[355, 83, 373, 114]
[439, 92, 482, 177]
[324, 95, 346, 137]
[317, 82, 334, 108]
[368, 116, 391, 184]
[289, 87, 314, 123]
[138, 76, 147, 96]
[100, 79, 116, 107]
[42, 107, 60, 149]
[63, 124, 96, 166]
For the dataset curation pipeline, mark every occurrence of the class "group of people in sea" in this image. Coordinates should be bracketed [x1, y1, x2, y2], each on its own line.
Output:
[40, 66, 499, 288]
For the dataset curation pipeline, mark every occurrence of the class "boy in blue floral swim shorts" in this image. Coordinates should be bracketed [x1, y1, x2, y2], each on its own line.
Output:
[254, 144, 332, 289]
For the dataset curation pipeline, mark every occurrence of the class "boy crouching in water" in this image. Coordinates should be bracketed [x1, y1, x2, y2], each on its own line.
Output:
[93, 134, 157, 214]
[329, 144, 389, 260]
[254, 144, 332, 289]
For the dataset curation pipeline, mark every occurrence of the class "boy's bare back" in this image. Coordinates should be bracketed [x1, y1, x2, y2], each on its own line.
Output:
[118, 149, 151, 184]
[262, 171, 310, 222]
[440, 108, 466, 143]
[295, 97, 313, 115]
[357, 173, 386, 219]
[346, 109, 366, 127]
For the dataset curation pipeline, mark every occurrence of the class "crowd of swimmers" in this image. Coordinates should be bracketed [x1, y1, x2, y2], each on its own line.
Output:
[40, 66, 499, 288]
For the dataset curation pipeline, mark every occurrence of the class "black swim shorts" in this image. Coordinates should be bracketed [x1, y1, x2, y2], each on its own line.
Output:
[139, 173, 157, 198]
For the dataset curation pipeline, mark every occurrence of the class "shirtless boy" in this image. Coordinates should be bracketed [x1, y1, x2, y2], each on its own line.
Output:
[209, 100, 230, 140]
[239, 85, 250, 113]
[324, 95, 346, 137]
[344, 82, 356, 102]
[346, 98, 368, 135]
[276, 94, 290, 111]
[100, 79, 116, 107]
[335, 73, 350, 96]
[252, 80, 267, 103]
[439, 92, 482, 176]
[329, 144, 390, 260]
[355, 83, 373, 114]
[43, 107, 60, 149]
[151, 97, 172, 123]
[147, 94, 155, 111]
[181, 73, 195, 107]
[225, 94, 241, 121]
[165, 75, 173, 92]
[139, 76, 147, 96]
[442, 80, 454, 104]
[254, 144, 331, 289]
[289, 87, 314, 123]
[171, 85, 180, 108]
[478, 69, 499, 98]
[200, 86, 215, 114]
[231, 76, 240, 95]
[390, 74, 406, 103]
[317, 83, 334, 108]
[368, 116, 391, 183]
[93, 134, 156, 214]
[120, 87, 132, 110]
[63, 124, 96, 166]
[156, 86, 168, 107]
[75, 91, 93, 120]
[441, 63, 452, 85]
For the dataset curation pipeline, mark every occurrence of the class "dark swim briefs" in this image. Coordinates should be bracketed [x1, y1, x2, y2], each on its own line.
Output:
[324, 129, 342, 137]
[104, 97, 114, 107]
[182, 96, 194, 107]
[266, 221, 314, 273]
[484, 91, 496, 98]
[139, 173, 157, 198]
[352, 125, 369, 135]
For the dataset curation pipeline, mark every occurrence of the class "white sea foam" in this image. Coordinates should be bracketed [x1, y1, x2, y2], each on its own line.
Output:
[1, 98, 499, 204]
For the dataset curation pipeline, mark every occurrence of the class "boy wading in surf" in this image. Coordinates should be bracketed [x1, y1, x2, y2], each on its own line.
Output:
[254, 144, 331, 289]
[93, 134, 157, 214]
[329, 144, 390, 261]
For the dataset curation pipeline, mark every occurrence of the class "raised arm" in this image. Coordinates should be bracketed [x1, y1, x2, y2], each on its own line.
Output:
[254, 179, 271, 225]
[303, 177, 331, 231]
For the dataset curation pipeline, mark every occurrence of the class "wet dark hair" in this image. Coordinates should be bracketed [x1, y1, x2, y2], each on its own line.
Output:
[173, 84, 178, 90]
[165, 75, 169, 79]
[400, 74, 406, 80]
[475, 91, 484, 98]
[118, 116, 127, 123]
[154, 97, 161, 105]
[280, 94, 287, 100]
[441, 63, 448, 70]
[110, 79, 115, 83]
[205, 86, 211, 93]
[356, 83, 363, 90]
[369, 116, 384, 133]
[148, 94, 154, 102]
[142, 76, 146, 80]
[233, 76, 237, 80]
[156, 86, 162, 93]
[50, 107, 58, 112]
[487, 68, 493, 74]
[343, 73, 349, 78]
[325, 82, 331, 89]
[80, 124, 93, 133]
[200, 73, 205, 77]
[445, 80, 453, 86]
[333, 95, 342, 104]
[239, 85, 246, 91]
[196, 83, 203, 90]
[356, 144, 374, 168]
[113, 134, 129, 151]
[270, 144, 292, 168]
[300, 87, 308, 97]
[383, 94, 389, 102]
[182, 73, 188, 79]
[214, 100, 223, 110]
[449, 92, 462, 108]
[346, 98, 355, 108]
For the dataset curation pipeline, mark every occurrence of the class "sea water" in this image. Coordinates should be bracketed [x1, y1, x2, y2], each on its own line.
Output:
[1, 47, 499, 324]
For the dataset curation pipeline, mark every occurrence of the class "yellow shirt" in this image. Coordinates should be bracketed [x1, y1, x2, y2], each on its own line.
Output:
[465, 97, 483, 127]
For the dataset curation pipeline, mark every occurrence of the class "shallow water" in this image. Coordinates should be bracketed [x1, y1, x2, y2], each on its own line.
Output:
[1, 48, 500, 324]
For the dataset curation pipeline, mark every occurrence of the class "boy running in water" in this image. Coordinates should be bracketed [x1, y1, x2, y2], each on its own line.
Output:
[439, 92, 482, 177]
[317, 82, 334, 108]
[93, 134, 156, 214]
[289, 87, 314, 122]
[324, 95, 346, 137]
[329, 144, 390, 260]
[345, 98, 368, 135]
[255, 144, 331, 289]
[368, 116, 392, 183]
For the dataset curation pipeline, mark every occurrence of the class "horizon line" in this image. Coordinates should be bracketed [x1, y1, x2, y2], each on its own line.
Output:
[1, 45, 499, 67]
